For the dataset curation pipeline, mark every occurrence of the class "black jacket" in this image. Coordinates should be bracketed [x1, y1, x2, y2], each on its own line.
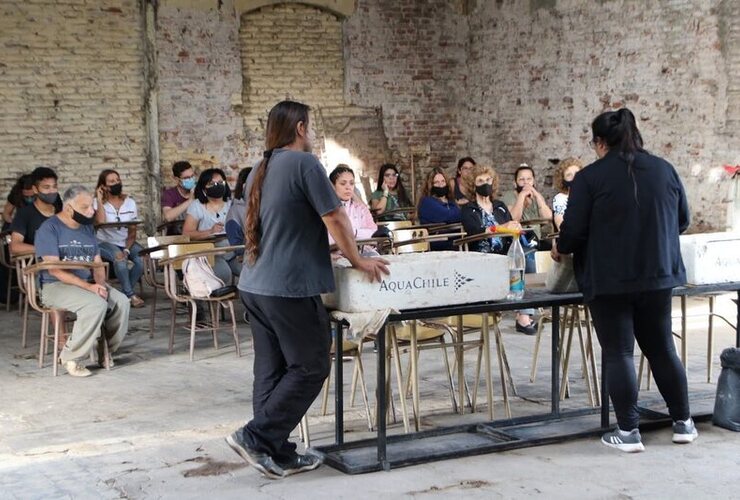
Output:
[461, 200, 513, 254]
[558, 150, 689, 301]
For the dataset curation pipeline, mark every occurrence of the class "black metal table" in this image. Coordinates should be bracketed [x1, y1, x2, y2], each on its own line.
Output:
[317, 282, 740, 473]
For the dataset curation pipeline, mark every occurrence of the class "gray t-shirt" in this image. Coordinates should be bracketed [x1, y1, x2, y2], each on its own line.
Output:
[238, 149, 340, 297]
[186, 199, 232, 232]
[34, 216, 99, 284]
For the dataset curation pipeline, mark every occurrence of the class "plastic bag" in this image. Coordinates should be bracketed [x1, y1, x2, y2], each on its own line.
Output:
[713, 347, 740, 432]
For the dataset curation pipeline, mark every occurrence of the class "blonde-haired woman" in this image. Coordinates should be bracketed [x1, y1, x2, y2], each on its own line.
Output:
[552, 157, 584, 230]
[460, 165, 535, 335]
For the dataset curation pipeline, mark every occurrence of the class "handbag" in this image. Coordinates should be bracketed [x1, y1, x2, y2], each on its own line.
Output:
[545, 253, 579, 293]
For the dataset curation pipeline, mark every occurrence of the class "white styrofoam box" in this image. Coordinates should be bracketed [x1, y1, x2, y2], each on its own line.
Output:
[322, 251, 509, 312]
[680, 232, 740, 285]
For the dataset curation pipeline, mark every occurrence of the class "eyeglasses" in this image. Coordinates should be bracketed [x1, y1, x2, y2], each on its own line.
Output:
[206, 181, 225, 187]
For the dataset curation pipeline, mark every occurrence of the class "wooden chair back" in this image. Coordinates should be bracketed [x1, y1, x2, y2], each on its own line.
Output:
[165, 243, 216, 271]
[533, 250, 554, 274]
[146, 235, 190, 260]
[391, 228, 430, 254]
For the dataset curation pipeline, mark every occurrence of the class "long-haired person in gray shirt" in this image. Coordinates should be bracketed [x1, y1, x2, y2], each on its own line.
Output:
[226, 101, 389, 479]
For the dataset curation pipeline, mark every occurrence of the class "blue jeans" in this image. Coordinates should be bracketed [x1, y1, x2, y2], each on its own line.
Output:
[98, 241, 144, 298]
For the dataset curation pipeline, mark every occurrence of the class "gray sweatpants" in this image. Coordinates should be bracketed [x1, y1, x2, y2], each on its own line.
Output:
[41, 282, 130, 364]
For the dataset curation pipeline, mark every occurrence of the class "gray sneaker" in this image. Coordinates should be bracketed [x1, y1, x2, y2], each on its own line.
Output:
[226, 432, 285, 479]
[601, 428, 645, 453]
[672, 418, 698, 444]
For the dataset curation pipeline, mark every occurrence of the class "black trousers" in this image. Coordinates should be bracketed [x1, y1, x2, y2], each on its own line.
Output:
[588, 288, 690, 430]
[238, 291, 331, 462]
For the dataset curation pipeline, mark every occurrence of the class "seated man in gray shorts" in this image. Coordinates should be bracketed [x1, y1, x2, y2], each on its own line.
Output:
[34, 185, 130, 377]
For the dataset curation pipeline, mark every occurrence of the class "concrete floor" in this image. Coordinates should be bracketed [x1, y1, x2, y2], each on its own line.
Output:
[0, 291, 738, 499]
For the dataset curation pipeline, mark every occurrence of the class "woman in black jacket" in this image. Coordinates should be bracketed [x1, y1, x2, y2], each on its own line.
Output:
[553, 108, 694, 452]
[460, 165, 536, 334]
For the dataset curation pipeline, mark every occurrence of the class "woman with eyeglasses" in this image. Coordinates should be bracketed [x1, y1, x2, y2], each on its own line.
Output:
[553, 108, 694, 452]
[94, 169, 145, 307]
[369, 163, 412, 221]
[183, 168, 241, 284]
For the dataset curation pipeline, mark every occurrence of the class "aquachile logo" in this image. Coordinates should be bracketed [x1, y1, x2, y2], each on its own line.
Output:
[378, 270, 475, 293]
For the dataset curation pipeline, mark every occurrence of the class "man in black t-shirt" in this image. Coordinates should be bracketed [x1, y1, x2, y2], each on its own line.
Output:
[10, 167, 62, 256]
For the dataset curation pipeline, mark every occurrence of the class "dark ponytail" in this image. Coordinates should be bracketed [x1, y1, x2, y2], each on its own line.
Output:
[591, 107, 645, 203]
[245, 100, 311, 265]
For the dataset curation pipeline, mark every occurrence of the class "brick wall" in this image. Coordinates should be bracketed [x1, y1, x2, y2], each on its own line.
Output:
[344, 0, 470, 194]
[466, 0, 739, 230]
[157, 0, 248, 186]
[239, 2, 346, 163]
[0, 0, 147, 216]
[2, 0, 737, 230]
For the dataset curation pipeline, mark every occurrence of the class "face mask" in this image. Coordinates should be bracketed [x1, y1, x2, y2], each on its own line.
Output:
[72, 208, 95, 226]
[181, 178, 196, 191]
[205, 183, 226, 199]
[563, 180, 572, 189]
[37, 192, 59, 205]
[24, 196, 35, 205]
[431, 186, 449, 198]
[475, 184, 493, 197]
[108, 183, 123, 196]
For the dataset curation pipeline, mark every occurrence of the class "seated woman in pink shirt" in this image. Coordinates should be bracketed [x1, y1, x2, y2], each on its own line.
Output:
[328, 165, 378, 257]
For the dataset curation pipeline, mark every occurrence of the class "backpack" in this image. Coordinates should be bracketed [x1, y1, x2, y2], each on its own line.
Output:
[182, 256, 224, 298]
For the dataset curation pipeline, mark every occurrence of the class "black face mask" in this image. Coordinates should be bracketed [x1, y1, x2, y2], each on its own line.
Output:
[431, 186, 449, 198]
[37, 192, 59, 206]
[72, 209, 95, 226]
[475, 184, 493, 197]
[108, 183, 123, 196]
[205, 183, 226, 199]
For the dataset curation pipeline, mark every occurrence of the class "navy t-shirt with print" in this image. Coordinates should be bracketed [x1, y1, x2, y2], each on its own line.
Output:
[238, 149, 341, 297]
[34, 216, 99, 284]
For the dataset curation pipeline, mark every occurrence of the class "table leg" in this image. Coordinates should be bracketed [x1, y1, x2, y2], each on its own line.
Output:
[482, 313, 494, 420]
[600, 348, 610, 428]
[334, 321, 344, 446]
[376, 323, 389, 470]
[736, 291, 740, 348]
[456, 316, 465, 415]
[681, 295, 687, 367]
[410, 320, 420, 431]
[551, 305, 560, 417]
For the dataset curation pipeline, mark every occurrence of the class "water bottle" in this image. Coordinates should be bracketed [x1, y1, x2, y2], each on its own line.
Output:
[507, 236, 525, 300]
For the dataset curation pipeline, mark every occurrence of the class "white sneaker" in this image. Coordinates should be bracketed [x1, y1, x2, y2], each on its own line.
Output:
[672, 418, 698, 443]
[601, 428, 645, 453]
[64, 360, 92, 377]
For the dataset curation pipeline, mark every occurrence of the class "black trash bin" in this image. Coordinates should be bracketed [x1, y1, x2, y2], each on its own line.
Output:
[713, 347, 740, 432]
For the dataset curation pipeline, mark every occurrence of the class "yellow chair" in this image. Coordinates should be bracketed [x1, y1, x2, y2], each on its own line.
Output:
[140, 235, 190, 337]
[12, 252, 35, 347]
[160, 243, 242, 361]
[23, 261, 110, 376]
[320, 337, 373, 431]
